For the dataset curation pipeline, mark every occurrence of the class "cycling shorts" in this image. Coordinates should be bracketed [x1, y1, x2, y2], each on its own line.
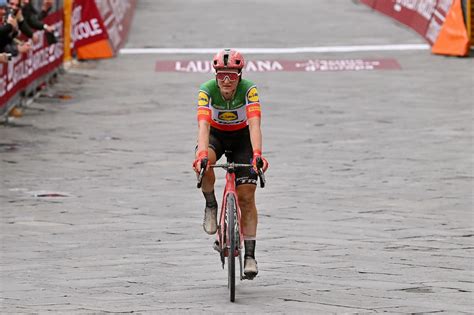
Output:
[203, 126, 257, 186]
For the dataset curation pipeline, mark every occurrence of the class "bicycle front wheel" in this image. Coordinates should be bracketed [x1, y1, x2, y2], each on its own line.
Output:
[227, 193, 236, 302]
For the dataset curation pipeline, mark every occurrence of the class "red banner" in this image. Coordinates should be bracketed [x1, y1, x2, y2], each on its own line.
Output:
[0, 11, 64, 110]
[156, 59, 401, 73]
[71, 0, 108, 49]
[94, 0, 137, 52]
[360, 0, 452, 44]
[71, 0, 137, 59]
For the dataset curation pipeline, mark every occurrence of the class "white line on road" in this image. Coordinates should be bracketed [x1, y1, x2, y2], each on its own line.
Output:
[120, 44, 430, 55]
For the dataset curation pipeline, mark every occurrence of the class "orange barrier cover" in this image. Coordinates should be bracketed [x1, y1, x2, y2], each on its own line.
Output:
[432, 0, 470, 56]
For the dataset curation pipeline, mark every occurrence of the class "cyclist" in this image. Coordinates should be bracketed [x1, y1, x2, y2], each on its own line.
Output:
[193, 49, 268, 279]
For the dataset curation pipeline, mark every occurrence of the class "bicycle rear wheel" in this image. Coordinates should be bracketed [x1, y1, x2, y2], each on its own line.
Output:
[227, 193, 236, 302]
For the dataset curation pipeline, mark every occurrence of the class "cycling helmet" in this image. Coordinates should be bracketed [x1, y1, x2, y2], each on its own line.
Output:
[212, 49, 245, 72]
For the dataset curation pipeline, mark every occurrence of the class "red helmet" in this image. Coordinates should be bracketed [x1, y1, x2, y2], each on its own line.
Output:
[212, 49, 245, 71]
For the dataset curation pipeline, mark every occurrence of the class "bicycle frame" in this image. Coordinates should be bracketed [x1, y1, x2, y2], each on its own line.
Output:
[217, 168, 244, 261]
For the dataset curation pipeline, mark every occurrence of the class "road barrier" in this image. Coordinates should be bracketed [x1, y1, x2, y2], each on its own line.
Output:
[1, 0, 137, 120]
[70, 0, 137, 60]
[360, 0, 470, 56]
[0, 9, 64, 120]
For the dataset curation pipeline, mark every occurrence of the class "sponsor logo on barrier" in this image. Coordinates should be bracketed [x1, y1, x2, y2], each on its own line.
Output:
[95, 0, 132, 50]
[172, 60, 284, 73]
[218, 111, 238, 121]
[71, 2, 108, 50]
[294, 59, 387, 71]
[156, 59, 401, 72]
[361, 0, 451, 44]
[72, 6, 103, 42]
[3, 33, 64, 94]
[95, 0, 135, 50]
[393, 0, 437, 19]
[71, 0, 136, 56]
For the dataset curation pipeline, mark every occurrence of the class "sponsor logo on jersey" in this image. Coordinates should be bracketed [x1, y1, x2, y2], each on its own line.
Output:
[247, 87, 259, 102]
[247, 104, 260, 112]
[198, 91, 209, 106]
[218, 111, 238, 121]
[197, 109, 211, 116]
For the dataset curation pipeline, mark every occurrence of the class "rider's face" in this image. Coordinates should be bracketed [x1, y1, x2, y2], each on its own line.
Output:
[216, 69, 240, 96]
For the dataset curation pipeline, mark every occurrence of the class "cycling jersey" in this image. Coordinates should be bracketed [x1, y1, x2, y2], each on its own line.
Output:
[197, 79, 261, 131]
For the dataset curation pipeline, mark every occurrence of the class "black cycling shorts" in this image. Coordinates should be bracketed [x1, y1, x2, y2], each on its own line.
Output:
[201, 126, 257, 186]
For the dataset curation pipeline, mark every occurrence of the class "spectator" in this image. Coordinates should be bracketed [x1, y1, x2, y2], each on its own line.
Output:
[0, 0, 32, 56]
[0, 0, 19, 55]
[21, 0, 57, 44]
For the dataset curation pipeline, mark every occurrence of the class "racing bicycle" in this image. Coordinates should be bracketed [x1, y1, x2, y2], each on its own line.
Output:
[197, 151, 265, 302]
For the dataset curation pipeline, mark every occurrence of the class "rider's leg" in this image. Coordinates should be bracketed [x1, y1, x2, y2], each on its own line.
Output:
[237, 184, 259, 278]
[237, 184, 258, 238]
[201, 149, 218, 234]
[201, 148, 217, 192]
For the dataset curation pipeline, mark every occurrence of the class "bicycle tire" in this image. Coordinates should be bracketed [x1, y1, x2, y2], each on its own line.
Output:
[227, 193, 236, 302]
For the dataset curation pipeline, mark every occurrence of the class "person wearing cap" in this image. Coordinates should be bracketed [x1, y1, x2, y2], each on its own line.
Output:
[193, 49, 269, 279]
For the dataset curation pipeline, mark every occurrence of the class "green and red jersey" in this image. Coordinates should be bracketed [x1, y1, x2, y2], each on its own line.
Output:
[197, 79, 261, 131]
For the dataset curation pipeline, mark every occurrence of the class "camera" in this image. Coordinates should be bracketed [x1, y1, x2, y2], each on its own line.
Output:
[6, 7, 18, 19]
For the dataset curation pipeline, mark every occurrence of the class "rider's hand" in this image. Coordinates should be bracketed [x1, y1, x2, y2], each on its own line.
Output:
[193, 150, 209, 174]
[252, 149, 268, 172]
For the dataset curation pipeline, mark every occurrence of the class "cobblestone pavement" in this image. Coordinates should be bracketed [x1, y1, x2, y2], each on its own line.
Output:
[1, 0, 473, 313]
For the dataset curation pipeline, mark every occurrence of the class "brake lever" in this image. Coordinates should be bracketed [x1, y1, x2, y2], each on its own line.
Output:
[256, 157, 266, 188]
[257, 168, 266, 188]
[196, 158, 208, 188]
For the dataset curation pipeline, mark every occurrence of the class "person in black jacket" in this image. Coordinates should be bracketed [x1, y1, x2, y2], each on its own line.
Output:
[0, 0, 31, 56]
[21, 0, 56, 44]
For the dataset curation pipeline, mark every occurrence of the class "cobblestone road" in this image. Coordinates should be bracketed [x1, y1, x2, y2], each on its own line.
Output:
[1, 0, 473, 313]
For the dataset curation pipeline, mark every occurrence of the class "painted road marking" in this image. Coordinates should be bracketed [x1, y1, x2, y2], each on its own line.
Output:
[121, 44, 429, 55]
[156, 59, 401, 72]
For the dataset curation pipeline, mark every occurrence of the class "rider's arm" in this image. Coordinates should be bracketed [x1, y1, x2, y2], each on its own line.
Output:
[248, 117, 262, 153]
[245, 85, 262, 153]
[196, 119, 210, 155]
[246, 88, 268, 171]
[196, 90, 212, 162]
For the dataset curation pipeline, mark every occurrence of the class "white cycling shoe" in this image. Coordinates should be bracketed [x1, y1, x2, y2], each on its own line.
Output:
[244, 256, 258, 279]
[203, 205, 217, 235]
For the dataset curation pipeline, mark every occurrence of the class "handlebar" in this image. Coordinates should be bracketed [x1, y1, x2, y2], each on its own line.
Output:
[196, 161, 266, 188]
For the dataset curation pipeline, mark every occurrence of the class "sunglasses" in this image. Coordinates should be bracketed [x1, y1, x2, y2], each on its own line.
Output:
[216, 71, 241, 82]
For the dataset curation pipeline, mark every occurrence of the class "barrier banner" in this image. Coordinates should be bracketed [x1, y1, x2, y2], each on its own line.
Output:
[71, 0, 137, 59]
[360, 0, 451, 43]
[360, 0, 469, 56]
[156, 59, 401, 73]
[0, 11, 64, 111]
